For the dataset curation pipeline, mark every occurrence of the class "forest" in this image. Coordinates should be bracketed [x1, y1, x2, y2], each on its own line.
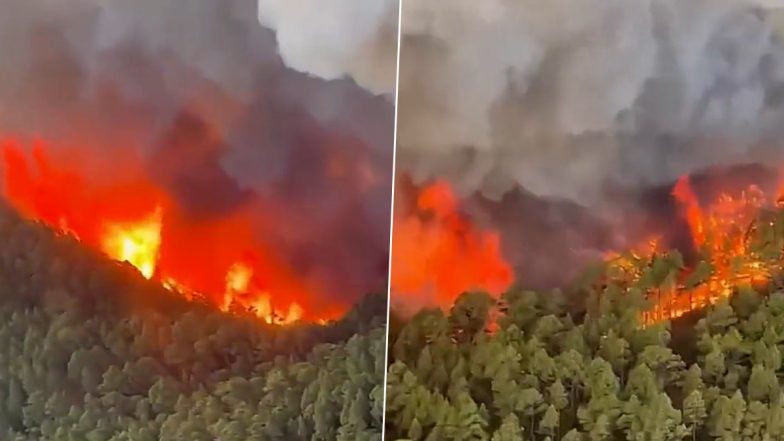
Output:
[385, 200, 784, 440]
[0, 204, 386, 441]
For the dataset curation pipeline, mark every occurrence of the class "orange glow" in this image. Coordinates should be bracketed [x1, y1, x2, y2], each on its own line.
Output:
[224, 262, 254, 311]
[101, 207, 162, 279]
[672, 176, 706, 247]
[1, 137, 335, 324]
[220, 262, 303, 324]
[606, 175, 775, 324]
[391, 180, 513, 308]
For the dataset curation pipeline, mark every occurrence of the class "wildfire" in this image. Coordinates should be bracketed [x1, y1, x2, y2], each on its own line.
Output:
[606, 175, 779, 324]
[1, 137, 327, 324]
[101, 207, 163, 279]
[391, 180, 513, 308]
[223, 262, 303, 325]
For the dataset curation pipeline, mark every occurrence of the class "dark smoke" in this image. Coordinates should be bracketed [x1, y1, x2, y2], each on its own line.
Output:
[0, 0, 394, 305]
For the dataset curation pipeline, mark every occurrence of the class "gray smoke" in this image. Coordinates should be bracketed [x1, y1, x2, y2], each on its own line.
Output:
[0, 0, 395, 308]
[397, 0, 784, 205]
[257, 0, 399, 95]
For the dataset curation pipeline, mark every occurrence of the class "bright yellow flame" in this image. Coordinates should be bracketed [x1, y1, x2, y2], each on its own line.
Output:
[226, 263, 253, 293]
[223, 262, 253, 311]
[283, 302, 304, 324]
[250, 294, 273, 323]
[101, 207, 163, 279]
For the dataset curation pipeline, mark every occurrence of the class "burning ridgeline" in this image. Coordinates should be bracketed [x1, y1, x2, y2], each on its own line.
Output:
[0, 193, 387, 440]
[391, 167, 784, 329]
[0, 137, 333, 325]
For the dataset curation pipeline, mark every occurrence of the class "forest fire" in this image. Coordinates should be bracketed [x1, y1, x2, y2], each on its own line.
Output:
[391, 180, 513, 309]
[1, 137, 325, 325]
[605, 175, 782, 324]
[395, 170, 784, 325]
[101, 206, 163, 280]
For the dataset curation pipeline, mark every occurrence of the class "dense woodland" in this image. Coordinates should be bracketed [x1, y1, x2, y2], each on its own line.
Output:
[386, 206, 784, 440]
[0, 205, 386, 441]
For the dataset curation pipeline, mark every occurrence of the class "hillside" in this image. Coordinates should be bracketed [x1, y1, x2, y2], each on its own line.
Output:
[386, 285, 784, 441]
[0, 203, 386, 441]
[385, 197, 784, 440]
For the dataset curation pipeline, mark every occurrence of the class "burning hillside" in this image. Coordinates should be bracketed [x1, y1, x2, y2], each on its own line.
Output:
[390, 0, 784, 323]
[0, 0, 395, 324]
[391, 165, 784, 324]
[1, 137, 320, 324]
[604, 173, 784, 323]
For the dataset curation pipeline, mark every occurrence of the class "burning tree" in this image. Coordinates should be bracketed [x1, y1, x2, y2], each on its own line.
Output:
[601, 176, 784, 325]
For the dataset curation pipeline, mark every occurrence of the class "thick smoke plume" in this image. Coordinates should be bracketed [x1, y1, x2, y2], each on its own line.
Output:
[397, 0, 784, 205]
[257, 0, 399, 95]
[0, 0, 395, 313]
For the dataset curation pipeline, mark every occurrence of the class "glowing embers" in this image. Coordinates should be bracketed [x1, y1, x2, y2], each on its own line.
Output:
[101, 206, 163, 279]
[391, 180, 513, 308]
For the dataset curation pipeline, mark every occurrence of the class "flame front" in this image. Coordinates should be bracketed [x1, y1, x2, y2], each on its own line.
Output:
[1, 137, 328, 324]
[396, 175, 784, 322]
[391, 180, 513, 308]
[223, 262, 304, 325]
[606, 175, 779, 324]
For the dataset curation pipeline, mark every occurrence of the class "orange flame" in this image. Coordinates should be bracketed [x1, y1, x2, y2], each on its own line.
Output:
[391, 180, 513, 309]
[1, 137, 331, 324]
[100, 207, 163, 279]
[607, 175, 775, 324]
[672, 176, 706, 247]
[222, 262, 303, 325]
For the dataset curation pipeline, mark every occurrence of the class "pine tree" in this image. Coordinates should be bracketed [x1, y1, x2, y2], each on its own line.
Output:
[748, 365, 778, 403]
[492, 413, 524, 441]
[547, 380, 569, 411]
[538, 405, 560, 439]
[680, 364, 704, 396]
[560, 428, 583, 441]
[408, 418, 423, 441]
[682, 390, 707, 440]
[741, 401, 768, 441]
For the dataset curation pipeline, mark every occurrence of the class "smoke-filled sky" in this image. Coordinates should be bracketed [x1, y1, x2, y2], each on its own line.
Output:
[257, 0, 399, 95]
[395, 0, 784, 205]
[0, 0, 396, 307]
[378, 0, 784, 300]
[261, 0, 784, 207]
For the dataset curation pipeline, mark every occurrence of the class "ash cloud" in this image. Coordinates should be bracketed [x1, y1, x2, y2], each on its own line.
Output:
[0, 0, 394, 305]
[397, 0, 784, 205]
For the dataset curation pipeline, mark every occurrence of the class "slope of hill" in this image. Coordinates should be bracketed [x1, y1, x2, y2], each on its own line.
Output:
[386, 286, 784, 441]
[0, 204, 386, 441]
[386, 200, 784, 440]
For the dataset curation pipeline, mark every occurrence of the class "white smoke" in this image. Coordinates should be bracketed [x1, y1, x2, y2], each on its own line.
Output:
[257, 0, 399, 95]
[395, 0, 784, 204]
